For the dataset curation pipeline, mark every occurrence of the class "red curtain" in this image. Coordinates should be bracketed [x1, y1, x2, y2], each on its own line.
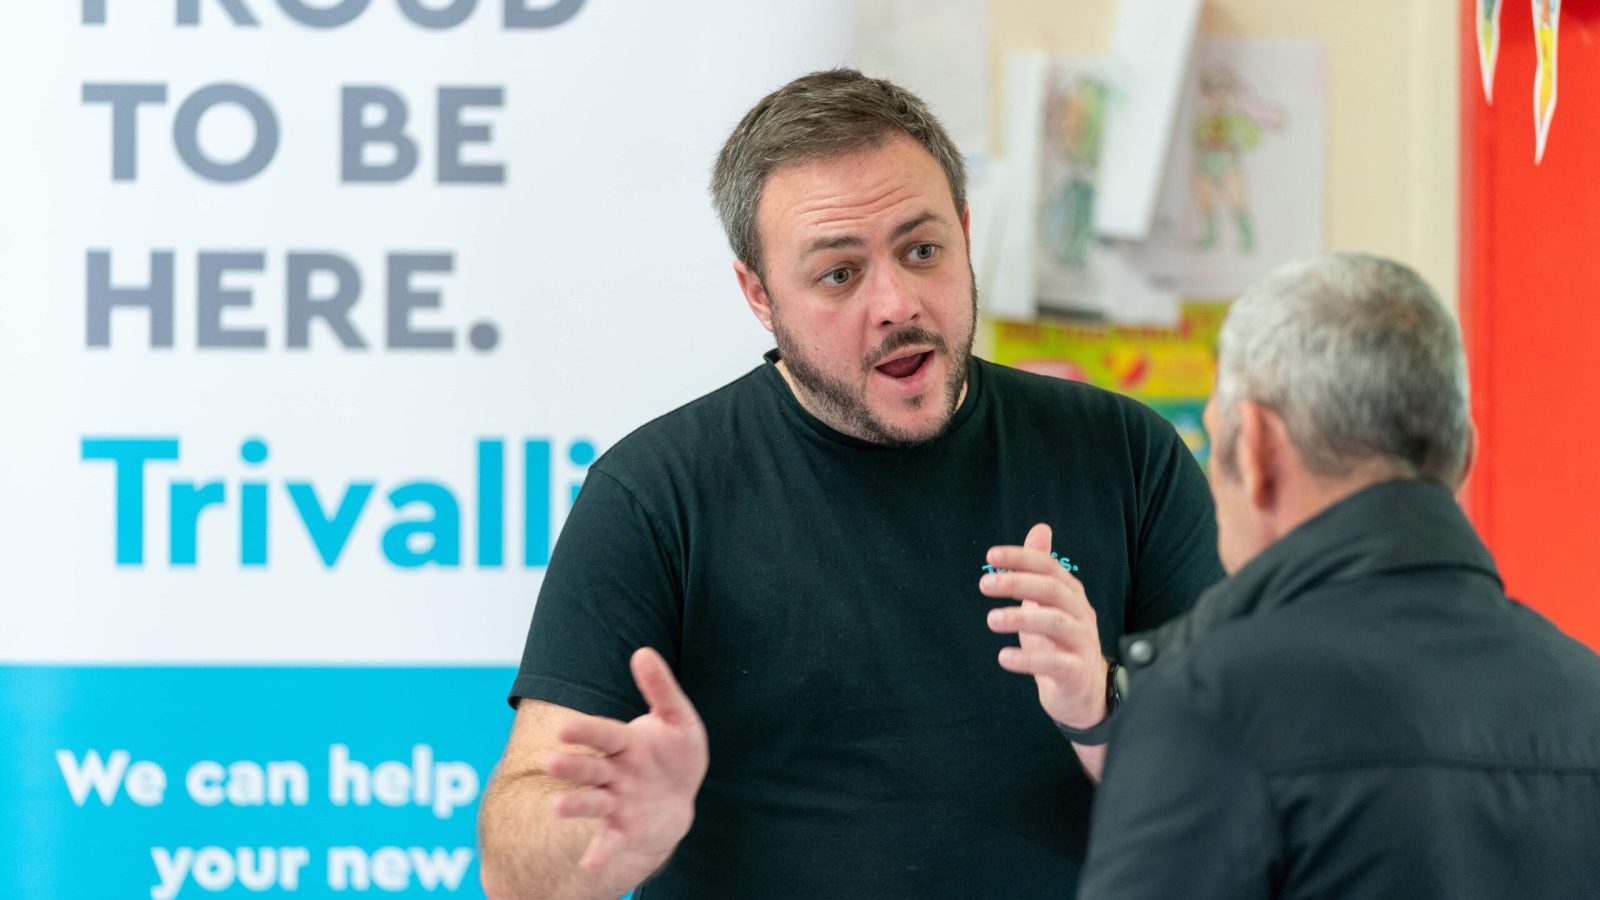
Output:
[1461, 0, 1600, 648]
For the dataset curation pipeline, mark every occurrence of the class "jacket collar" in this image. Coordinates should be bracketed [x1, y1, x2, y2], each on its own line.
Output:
[1120, 478, 1501, 675]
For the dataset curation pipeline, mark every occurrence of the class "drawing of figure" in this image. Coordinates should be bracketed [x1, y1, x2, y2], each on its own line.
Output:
[1190, 62, 1284, 254]
[1038, 74, 1108, 271]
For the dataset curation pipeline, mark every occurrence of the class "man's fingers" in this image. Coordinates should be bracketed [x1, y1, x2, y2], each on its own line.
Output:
[631, 646, 697, 725]
[544, 751, 615, 787]
[1024, 522, 1052, 553]
[979, 570, 1091, 618]
[553, 787, 616, 821]
[997, 645, 1091, 681]
[557, 714, 629, 756]
[984, 523, 1054, 577]
[986, 604, 1092, 646]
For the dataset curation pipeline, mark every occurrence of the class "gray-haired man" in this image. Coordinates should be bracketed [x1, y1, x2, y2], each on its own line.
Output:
[476, 69, 1223, 898]
[1080, 253, 1600, 899]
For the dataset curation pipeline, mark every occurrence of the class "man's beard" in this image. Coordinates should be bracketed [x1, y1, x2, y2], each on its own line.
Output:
[771, 279, 978, 448]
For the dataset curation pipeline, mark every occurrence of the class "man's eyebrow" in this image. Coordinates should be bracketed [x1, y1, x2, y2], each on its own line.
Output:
[801, 234, 865, 258]
[889, 211, 949, 241]
[799, 211, 952, 260]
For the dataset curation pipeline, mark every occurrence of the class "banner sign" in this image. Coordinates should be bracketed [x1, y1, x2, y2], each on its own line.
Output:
[0, 4, 854, 896]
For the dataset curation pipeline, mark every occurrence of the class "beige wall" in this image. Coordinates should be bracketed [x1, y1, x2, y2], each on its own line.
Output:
[988, 0, 1459, 308]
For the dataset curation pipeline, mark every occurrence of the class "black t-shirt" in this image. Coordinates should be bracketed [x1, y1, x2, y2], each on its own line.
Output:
[512, 353, 1223, 898]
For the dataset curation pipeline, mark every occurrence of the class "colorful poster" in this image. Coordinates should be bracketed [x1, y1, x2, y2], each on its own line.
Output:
[1134, 38, 1326, 299]
[1478, 0, 1504, 102]
[988, 302, 1228, 463]
[1533, 0, 1561, 163]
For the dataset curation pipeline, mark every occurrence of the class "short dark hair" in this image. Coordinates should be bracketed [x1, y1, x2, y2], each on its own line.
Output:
[710, 68, 967, 277]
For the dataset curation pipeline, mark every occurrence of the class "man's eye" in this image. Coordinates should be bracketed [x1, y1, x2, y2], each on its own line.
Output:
[822, 268, 852, 286]
[909, 243, 939, 262]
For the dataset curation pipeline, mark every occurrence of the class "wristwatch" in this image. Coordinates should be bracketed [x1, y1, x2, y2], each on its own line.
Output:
[1054, 661, 1122, 746]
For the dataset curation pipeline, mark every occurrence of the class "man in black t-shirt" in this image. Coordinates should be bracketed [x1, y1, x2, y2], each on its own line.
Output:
[478, 69, 1223, 900]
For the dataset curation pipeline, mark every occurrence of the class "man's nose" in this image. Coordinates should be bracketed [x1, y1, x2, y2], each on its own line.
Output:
[866, 264, 922, 328]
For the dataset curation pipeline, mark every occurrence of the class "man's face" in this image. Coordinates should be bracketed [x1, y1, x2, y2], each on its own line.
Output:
[1205, 395, 1266, 574]
[743, 135, 976, 447]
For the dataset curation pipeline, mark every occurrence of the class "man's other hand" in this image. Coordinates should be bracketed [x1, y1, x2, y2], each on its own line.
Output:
[543, 647, 709, 874]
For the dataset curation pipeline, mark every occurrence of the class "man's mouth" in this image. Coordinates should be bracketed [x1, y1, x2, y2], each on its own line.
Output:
[874, 350, 932, 379]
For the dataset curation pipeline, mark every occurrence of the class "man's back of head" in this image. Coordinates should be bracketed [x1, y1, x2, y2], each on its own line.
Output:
[1216, 253, 1470, 484]
[1204, 253, 1474, 572]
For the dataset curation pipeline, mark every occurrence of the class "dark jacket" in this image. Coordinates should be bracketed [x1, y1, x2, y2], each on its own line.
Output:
[1079, 479, 1600, 899]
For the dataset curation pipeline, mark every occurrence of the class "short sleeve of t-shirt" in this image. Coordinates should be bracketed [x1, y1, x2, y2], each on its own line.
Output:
[1129, 419, 1224, 633]
[508, 466, 682, 721]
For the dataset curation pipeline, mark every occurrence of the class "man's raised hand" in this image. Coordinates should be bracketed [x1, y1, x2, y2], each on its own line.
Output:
[544, 647, 709, 874]
[980, 523, 1109, 731]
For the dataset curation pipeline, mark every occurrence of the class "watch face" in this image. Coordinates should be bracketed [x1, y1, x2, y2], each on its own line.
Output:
[1112, 663, 1129, 705]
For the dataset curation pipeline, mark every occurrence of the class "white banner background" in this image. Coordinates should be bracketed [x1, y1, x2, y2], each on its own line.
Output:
[0, 1, 857, 664]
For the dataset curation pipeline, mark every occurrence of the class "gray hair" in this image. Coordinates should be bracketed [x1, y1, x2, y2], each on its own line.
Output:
[710, 68, 967, 278]
[1212, 253, 1470, 486]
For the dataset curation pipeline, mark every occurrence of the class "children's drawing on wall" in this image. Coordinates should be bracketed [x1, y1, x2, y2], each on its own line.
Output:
[1034, 62, 1114, 315]
[1039, 72, 1108, 274]
[1533, 0, 1560, 163]
[1135, 37, 1326, 299]
[1189, 62, 1284, 255]
[1478, 0, 1504, 102]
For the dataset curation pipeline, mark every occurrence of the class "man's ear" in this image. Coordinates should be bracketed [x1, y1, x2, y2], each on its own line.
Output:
[1236, 399, 1289, 512]
[1455, 418, 1480, 495]
[733, 259, 775, 334]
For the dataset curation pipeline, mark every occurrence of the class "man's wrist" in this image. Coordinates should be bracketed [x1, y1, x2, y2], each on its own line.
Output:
[1054, 661, 1121, 746]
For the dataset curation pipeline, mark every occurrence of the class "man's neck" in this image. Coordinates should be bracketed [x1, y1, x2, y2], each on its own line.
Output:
[1272, 462, 1415, 543]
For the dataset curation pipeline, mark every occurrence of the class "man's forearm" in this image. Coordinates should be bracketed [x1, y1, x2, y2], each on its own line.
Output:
[478, 771, 667, 900]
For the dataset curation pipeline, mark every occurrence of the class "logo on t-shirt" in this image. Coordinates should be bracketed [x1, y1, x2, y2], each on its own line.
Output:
[981, 551, 1080, 576]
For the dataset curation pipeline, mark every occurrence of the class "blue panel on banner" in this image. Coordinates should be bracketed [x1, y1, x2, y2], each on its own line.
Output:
[0, 666, 521, 899]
